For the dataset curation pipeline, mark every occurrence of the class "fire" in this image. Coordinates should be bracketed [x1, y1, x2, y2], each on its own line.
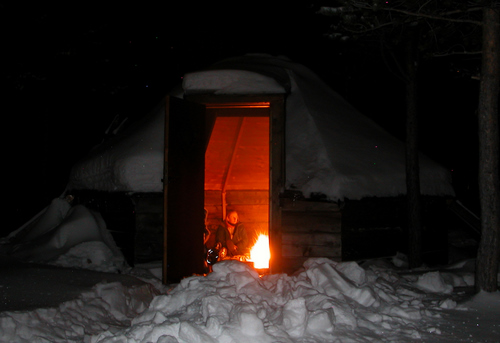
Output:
[249, 234, 270, 269]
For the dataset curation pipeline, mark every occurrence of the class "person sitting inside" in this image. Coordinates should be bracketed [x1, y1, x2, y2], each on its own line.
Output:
[215, 210, 249, 258]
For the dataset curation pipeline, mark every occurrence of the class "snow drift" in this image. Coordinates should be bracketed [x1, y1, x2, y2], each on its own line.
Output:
[1, 241, 499, 342]
[2, 197, 127, 272]
[90, 258, 475, 343]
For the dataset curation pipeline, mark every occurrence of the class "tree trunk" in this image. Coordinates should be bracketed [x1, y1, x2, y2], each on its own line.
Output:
[475, 6, 500, 293]
[405, 38, 423, 269]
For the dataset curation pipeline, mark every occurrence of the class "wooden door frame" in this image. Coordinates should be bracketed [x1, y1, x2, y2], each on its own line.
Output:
[186, 94, 285, 273]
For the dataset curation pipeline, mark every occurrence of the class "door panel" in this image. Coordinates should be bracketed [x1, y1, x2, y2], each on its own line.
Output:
[163, 96, 206, 283]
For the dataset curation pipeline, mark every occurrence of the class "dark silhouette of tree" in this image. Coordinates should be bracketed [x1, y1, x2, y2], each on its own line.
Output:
[319, 0, 499, 291]
[475, 5, 499, 293]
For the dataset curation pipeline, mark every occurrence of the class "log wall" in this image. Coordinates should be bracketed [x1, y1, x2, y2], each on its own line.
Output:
[341, 196, 449, 265]
[132, 193, 164, 263]
[280, 199, 342, 273]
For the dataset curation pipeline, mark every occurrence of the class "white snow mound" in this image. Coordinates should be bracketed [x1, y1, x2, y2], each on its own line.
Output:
[91, 258, 455, 343]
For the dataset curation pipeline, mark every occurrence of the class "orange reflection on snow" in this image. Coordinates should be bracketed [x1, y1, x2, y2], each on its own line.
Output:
[249, 234, 270, 269]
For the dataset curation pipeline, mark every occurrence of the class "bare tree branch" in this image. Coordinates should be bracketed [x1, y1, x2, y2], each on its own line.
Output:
[319, 3, 483, 26]
[433, 50, 483, 57]
[382, 7, 483, 26]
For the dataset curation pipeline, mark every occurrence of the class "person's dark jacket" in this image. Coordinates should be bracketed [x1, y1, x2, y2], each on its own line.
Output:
[215, 222, 249, 256]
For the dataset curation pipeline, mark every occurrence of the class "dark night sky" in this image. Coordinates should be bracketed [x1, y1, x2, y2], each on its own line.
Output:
[3, 3, 480, 234]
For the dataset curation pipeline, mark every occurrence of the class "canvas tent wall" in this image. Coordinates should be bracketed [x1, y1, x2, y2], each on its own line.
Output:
[67, 54, 455, 277]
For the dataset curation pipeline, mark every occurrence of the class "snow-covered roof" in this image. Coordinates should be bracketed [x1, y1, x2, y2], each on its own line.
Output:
[68, 54, 454, 200]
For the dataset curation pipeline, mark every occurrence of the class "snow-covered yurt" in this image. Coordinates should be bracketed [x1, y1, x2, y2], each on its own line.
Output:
[67, 54, 455, 281]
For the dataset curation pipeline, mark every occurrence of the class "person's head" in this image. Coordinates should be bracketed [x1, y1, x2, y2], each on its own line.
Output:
[226, 210, 239, 226]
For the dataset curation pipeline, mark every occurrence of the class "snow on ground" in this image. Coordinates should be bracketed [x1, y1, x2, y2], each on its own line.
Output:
[1, 198, 499, 342]
[1, 244, 499, 342]
[2, 197, 128, 273]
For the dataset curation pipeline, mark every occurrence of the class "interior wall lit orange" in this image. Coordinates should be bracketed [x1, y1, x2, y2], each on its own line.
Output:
[205, 116, 269, 191]
[204, 114, 270, 250]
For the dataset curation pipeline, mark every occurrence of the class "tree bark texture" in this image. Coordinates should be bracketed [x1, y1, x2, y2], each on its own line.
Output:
[405, 38, 423, 269]
[475, 6, 500, 293]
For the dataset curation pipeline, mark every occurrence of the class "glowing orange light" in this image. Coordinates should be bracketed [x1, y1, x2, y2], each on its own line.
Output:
[249, 234, 270, 269]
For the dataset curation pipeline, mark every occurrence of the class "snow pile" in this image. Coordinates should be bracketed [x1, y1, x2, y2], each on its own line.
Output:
[51, 241, 124, 273]
[2, 197, 128, 273]
[0, 281, 158, 343]
[2, 249, 499, 343]
[91, 258, 459, 343]
[414, 271, 454, 294]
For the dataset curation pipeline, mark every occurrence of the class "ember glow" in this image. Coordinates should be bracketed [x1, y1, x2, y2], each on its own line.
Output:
[249, 234, 270, 269]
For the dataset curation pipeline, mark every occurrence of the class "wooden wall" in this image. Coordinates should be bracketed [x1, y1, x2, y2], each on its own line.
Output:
[74, 189, 451, 271]
[341, 197, 405, 262]
[341, 196, 449, 265]
[280, 199, 342, 273]
[132, 193, 164, 263]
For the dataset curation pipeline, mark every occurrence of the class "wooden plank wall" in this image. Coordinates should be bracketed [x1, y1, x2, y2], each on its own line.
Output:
[133, 194, 164, 263]
[340, 196, 449, 265]
[281, 199, 342, 273]
[204, 190, 269, 249]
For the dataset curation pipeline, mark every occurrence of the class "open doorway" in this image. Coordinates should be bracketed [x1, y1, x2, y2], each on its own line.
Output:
[163, 95, 284, 282]
[203, 105, 270, 267]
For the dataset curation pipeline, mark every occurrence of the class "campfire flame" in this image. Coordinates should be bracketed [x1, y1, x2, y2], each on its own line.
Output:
[249, 234, 270, 269]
